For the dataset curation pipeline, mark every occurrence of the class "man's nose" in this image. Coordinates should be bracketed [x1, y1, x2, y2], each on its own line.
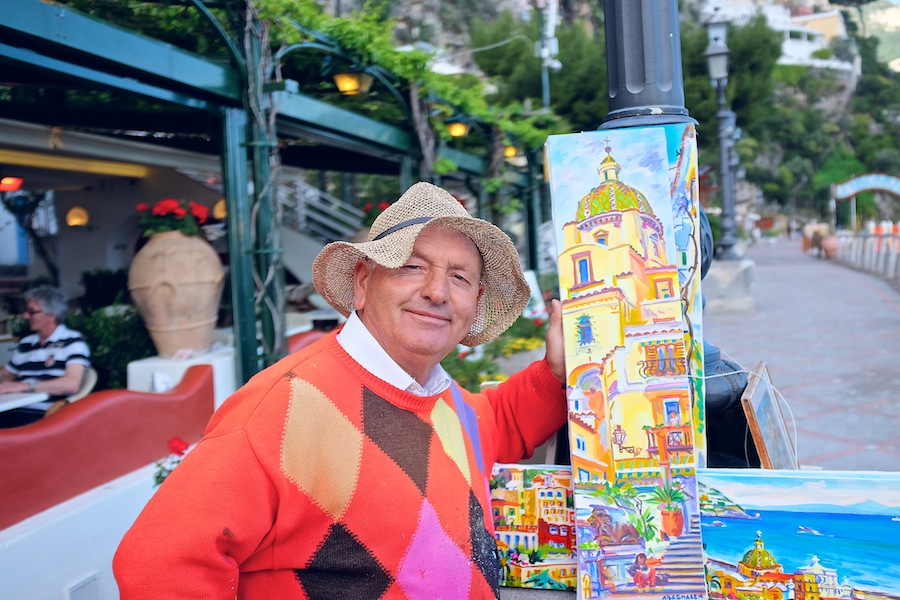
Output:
[420, 269, 449, 303]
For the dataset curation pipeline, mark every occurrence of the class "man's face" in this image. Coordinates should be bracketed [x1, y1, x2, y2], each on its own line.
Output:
[23, 300, 52, 332]
[353, 227, 484, 377]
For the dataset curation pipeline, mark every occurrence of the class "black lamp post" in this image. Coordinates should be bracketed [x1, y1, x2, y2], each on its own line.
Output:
[705, 11, 740, 260]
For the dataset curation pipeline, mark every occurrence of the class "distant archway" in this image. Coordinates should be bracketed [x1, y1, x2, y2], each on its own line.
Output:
[834, 174, 900, 200]
[832, 173, 900, 229]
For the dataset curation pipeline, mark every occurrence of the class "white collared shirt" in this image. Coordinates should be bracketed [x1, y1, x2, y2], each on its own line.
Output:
[336, 311, 452, 396]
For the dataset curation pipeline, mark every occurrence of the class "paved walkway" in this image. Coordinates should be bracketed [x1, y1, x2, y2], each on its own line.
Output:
[703, 237, 900, 472]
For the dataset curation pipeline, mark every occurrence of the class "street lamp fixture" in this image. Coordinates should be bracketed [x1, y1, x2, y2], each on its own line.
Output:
[445, 117, 470, 138]
[705, 10, 740, 260]
[332, 71, 374, 96]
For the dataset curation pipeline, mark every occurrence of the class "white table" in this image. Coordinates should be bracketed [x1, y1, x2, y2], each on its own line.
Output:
[0, 392, 50, 413]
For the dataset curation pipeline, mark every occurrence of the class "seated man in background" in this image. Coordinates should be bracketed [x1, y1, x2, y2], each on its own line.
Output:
[0, 285, 91, 427]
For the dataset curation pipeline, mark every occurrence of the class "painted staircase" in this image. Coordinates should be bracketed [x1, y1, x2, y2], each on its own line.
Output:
[619, 513, 707, 595]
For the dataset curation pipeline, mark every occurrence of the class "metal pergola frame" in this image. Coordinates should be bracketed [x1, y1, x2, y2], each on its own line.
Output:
[0, 0, 520, 382]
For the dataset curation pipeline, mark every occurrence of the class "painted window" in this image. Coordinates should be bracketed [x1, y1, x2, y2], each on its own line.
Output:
[577, 315, 594, 346]
[577, 257, 590, 283]
[576, 436, 587, 452]
[655, 278, 673, 298]
[595, 231, 608, 246]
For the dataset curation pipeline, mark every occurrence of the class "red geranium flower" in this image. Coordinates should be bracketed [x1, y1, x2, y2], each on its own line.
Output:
[189, 201, 209, 225]
[361, 200, 393, 227]
[151, 198, 181, 216]
[167, 436, 189, 456]
[137, 198, 209, 238]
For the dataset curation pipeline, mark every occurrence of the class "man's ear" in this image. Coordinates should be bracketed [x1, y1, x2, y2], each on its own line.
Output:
[352, 259, 372, 311]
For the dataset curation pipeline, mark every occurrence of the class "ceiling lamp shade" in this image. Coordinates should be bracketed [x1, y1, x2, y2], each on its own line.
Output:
[332, 72, 374, 96]
[66, 206, 89, 227]
[213, 198, 227, 220]
[0, 176, 24, 192]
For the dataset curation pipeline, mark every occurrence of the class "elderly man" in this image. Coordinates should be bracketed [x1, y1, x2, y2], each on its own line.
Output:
[0, 286, 91, 426]
[114, 182, 568, 598]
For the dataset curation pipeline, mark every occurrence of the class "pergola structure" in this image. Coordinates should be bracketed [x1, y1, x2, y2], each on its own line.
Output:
[0, 0, 538, 382]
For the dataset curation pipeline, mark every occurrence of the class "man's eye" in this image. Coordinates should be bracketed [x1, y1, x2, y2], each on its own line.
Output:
[453, 274, 470, 283]
[402, 264, 422, 270]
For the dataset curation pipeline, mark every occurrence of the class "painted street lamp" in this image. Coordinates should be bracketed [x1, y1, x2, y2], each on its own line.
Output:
[705, 11, 740, 260]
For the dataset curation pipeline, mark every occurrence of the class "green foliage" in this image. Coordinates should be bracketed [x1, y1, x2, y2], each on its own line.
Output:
[628, 507, 659, 542]
[441, 313, 549, 392]
[78, 269, 131, 313]
[649, 482, 685, 511]
[433, 156, 458, 175]
[527, 548, 544, 564]
[440, 348, 501, 393]
[66, 306, 155, 390]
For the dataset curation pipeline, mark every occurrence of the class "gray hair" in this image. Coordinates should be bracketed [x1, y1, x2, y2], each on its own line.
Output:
[25, 286, 69, 322]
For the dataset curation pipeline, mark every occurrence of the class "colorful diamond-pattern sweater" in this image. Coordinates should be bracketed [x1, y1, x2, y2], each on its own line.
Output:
[114, 331, 566, 599]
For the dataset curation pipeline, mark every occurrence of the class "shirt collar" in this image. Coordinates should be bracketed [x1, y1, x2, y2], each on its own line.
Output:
[336, 311, 451, 396]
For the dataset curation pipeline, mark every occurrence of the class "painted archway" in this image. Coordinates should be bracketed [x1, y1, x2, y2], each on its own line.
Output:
[834, 173, 900, 200]
[832, 173, 900, 230]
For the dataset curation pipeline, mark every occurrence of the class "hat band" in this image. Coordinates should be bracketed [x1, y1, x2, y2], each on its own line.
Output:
[371, 216, 433, 241]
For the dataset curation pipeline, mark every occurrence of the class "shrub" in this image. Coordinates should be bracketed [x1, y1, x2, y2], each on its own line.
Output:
[66, 305, 155, 390]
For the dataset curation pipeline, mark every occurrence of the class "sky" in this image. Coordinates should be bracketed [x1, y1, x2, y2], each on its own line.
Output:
[545, 126, 680, 256]
[701, 469, 900, 512]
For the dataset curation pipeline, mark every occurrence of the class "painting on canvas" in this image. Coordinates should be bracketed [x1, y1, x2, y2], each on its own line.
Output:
[699, 468, 900, 598]
[546, 125, 707, 599]
[490, 464, 577, 590]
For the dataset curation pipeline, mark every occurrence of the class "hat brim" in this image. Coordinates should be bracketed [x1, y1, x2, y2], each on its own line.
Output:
[312, 218, 529, 346]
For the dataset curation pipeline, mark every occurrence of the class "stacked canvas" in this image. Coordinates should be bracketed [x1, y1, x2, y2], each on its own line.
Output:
[490, 464, 900, 598]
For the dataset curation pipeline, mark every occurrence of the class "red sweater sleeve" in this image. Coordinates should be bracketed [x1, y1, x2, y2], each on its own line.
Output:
[480, 358, 567, 464]
[113, 429, 278, 599]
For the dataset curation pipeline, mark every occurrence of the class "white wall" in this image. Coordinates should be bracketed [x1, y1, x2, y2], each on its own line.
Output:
[0, 465, 158, 600]
[54, 167, 220, 299]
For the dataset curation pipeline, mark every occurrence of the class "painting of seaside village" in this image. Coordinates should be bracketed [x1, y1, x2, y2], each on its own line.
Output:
[546, 125, 708, 599]
[699, 469, 900, 599]
[490, 464, 577, 590]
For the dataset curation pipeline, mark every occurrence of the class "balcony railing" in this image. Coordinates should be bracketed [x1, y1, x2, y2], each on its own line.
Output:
[637, 359, 687, 378]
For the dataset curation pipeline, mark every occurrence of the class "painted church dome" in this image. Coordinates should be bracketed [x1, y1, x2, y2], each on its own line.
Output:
[740, 532, 781, 571]
[575, 142, 655, 221]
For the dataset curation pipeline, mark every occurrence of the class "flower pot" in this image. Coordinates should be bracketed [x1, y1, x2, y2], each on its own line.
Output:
[821, 235, 839, 260]
[128, 231, 225, 358]
[660, 508, 684, 538]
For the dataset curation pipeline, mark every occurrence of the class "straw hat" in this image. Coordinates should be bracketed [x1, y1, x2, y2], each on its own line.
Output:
[312, 181, 529, 346]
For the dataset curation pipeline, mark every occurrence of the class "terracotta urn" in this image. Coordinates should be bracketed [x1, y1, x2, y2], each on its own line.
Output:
[820, 235, 839, 260]
[128, 231, 225, 358]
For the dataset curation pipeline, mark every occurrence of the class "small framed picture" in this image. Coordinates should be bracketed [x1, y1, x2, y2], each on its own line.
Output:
[740, 361, 799, 470]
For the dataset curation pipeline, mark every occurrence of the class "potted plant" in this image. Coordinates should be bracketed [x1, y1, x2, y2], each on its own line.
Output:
[128, 198, 224, 358]
[650, 481, 685, 538]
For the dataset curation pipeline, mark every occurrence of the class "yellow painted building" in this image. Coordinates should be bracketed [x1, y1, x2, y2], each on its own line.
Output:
[557, 143, 692, 483]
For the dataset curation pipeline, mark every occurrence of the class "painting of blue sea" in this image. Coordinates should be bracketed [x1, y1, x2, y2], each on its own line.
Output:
[698, 469, 900, 599]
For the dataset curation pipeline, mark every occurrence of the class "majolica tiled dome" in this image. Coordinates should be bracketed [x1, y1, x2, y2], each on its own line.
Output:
[575, 149, 655, 221]
[740, 533, 780, 570]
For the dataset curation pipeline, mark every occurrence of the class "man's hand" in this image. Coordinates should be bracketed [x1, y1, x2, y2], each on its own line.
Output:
[544, 299, 566, 383]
